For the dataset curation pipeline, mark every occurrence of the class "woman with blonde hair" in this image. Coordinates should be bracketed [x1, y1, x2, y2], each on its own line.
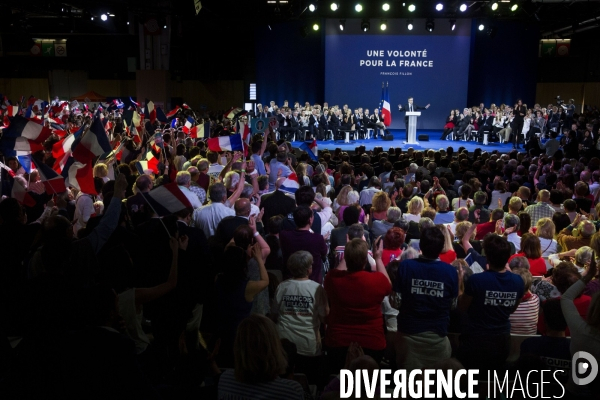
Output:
[536, 217, 559, 260]
[370, 191, 391, 222]
[334, 185, 352, 213]
[338, 190, 365, 223]
[93, 163, 109, 183]
[218, 315, 304, 399]
[295, 162, 311, 187]
[452, 221, 482, 259]
[404, 196, 423, 224]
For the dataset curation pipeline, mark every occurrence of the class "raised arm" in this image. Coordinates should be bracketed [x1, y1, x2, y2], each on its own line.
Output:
[245, 242, 269, 302]
[135, 235, 188, 306]
[372, 236, 391, 285]
[226, 170, 246, 206]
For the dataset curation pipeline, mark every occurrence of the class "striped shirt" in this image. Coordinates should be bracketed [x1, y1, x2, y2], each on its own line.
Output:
[218, 369, 304, 400]
[509, 293, 540, 335]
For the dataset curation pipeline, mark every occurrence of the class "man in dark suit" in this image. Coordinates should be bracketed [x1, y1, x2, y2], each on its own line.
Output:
[261, 182, 296, 224]
[277, 109, 293, 141]
[290, 110, 302, 141]
[319, 111, 330, 140]
[329, 109, 342, 140]
[513, 99, 527, 149]
[477, 109, 494, 141]
[353, 108, 366, 139]
[398, 97, 430, 140]
[371, 108, 386, 138]
[214, 198, 263, 245]
[309, 110, 323, 140]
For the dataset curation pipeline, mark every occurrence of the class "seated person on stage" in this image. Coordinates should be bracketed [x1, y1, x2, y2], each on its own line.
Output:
[453, 109, 473, 141]
[371, 108, 386, 138]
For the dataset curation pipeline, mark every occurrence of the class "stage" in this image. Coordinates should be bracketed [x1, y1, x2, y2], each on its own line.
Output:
[291, 129, 517, 154]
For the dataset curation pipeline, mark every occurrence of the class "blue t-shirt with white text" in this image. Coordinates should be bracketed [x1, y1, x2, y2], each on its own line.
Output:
[394, 258, 459, 336]
[464, 270, 525, 335]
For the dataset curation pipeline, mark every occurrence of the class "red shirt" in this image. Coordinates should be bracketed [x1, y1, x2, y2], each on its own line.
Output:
[508, 253, 547, 277]
[440, 250, 457, 264]
[381, 248, 402, 265]
[538, 295, 591, 336]
[324, 270, 391, 350]
[475, 221, 496, 240]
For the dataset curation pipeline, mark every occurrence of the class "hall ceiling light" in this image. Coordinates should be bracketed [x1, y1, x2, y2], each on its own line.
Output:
[426, 18, 435, 32]
[511, 4, 518, 11]
[380, 20, 387, 31]
[407, 20, 413, 30]
[450, 19, 456, 30]
[382, 3, 390, 11]
[331, 2, 338, 11]
[408, 4, 416, 12]
[100, 13, 108, 21]
[478, 23, 485, 31]
[491, 2, 499, 11]
[361, 19, 370, 32]
[308, 3, 316, 12]
[459, 3, 467, 12]
[355, 4, 363, 12]
[313, 22, 320, 31]
[339, 19, 346, 31]
[436, 3, 443, 11]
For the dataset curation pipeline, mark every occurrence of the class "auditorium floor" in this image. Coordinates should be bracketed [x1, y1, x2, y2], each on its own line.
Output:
[292, 129, 518, 154]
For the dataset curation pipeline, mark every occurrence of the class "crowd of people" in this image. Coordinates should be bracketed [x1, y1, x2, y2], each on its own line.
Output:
[442, 100, 599, 157]
[1, 99, 600, 399]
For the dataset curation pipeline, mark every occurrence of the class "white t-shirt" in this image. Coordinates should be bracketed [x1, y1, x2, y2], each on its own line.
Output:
[274, 279, 328, 356]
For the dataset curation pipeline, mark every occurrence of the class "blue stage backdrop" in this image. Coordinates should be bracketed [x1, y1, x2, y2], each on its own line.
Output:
[324, 19, 472, 130]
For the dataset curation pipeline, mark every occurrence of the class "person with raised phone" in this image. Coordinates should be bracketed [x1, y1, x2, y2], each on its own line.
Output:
[393, 226, 459, 371]
[457, 223, 525, 372]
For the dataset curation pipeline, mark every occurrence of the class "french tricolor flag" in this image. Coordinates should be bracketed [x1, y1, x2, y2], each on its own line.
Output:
[2, 115, 52, 142]
[299, 139, 319, 162]
[189, 124, 203, 139]
[280, 172, 300, 194]
[6, 105, 19, 117]
[207, 134, 244, 152]
[11, 175, 36, 207]
[71, 111, 112, 163]
[66, 161, 96, 195]
[137, 149, 160, 174]
[0, 137, 44, 157]
[145, 100, 156, 124]
[166, 105, 180, 118]
[182, 116, 194, 134]
[33, 158, 67, 194]
[142, 182, 192, 217]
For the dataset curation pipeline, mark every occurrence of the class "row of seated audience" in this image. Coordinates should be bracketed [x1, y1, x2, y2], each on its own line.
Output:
[1, 124, 600, 399]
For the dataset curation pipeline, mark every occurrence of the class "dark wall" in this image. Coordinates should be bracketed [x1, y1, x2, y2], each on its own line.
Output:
[254, 20, 324, 106]
[467, 20, 540, 108]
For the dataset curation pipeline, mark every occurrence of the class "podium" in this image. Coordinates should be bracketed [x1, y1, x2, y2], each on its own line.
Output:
[404, 111, 421, 145]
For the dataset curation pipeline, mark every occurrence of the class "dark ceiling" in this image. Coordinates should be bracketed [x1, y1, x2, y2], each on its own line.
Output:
[2, 0, 599, 38]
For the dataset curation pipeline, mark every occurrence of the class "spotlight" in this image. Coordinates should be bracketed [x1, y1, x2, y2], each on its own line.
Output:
[355, 4, 362, 12]
[511, 4, 518, 11]
[478, 23, 485, 31]
[382, 3, 390, 11]
[91, 16, 94, 20]
[380, 20, 387, 31]
[436, 3, 443, 11]
[361, 19, 370, 32]
[313, 23, 320, 31]
[459, 3, 467, 12]
[164, 24, 167, 28]
[339, 19, 346, 31]
[408, 4, 416, 12]
[127, 21, 130, 25]
[331, 2, 338, 11]
[407, 20, 413, 30]
[100, 13, 108, 21]
[491, 2, 498, 11]
[308, 3, 316, 12]
[450, 19, 456, 30]
[426, 18, 435, 32]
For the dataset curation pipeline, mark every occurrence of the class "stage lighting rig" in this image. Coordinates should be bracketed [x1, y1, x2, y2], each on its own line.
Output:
[426, 18, 435, 32]
[361, 19, 370, 31]
[408, 4, 416, 12]
[491, 2, 498, 11]
[308, 3, 316, 12]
